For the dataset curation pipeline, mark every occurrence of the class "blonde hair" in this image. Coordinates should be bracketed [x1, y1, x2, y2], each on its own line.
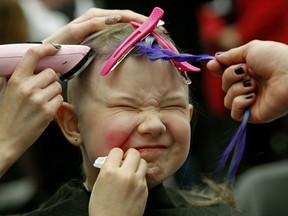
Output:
[66, 23, 176, 104]
[180, 178, 237, 208]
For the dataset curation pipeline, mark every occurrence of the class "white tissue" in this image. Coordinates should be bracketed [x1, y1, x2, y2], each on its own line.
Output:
[93, 156, 107, 168]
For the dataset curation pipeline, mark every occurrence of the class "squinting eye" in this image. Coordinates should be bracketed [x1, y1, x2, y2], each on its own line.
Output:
[163, 105, 186, 111]
[118, 105, 139, 112]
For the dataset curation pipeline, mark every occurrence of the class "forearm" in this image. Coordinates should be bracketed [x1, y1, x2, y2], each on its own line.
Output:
[0, 139, 24, 177]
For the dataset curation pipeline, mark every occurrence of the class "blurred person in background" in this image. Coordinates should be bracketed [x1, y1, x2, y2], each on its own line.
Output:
[18, 0, 69, 42]
[0, 0, 29, 43]
[18, 0, 102, 42]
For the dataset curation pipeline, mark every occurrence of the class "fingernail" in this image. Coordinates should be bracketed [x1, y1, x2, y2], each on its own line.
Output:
[235, 65, 244, 75]
[245, 93, 254, 99]
[105, 15, 121, 24]
[216, 51, 224, 56]
[243, 79, 252, 87]
[52, 43, 61, 49]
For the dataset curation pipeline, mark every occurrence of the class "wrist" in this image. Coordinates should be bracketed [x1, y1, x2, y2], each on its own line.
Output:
[0, 138, 23, 176]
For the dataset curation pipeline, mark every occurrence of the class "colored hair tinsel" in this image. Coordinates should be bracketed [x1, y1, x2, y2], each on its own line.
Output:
[217, 109, 250, 182]
[134, 36, 214, 63]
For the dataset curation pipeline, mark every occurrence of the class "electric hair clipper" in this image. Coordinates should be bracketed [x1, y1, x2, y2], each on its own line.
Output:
[0, 43, 94, 80]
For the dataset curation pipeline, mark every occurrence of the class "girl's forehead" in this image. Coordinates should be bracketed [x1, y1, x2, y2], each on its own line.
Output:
[88, 56, 189, 97]
[102, 56, 183, 83]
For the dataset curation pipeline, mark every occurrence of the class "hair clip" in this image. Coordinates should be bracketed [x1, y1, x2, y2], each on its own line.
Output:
[131, 21, 201, 73]
[100, 7, 164, 76]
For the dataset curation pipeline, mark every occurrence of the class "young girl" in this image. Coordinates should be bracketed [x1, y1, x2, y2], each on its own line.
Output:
[22, 9, 244, 216]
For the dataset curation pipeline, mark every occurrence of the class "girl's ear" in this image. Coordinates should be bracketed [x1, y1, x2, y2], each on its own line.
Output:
[189, 104, 193, 120]
[56, 102, 82, 147]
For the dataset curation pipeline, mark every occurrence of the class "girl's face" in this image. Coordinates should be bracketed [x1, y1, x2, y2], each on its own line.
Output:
[75, 56, 193, 188]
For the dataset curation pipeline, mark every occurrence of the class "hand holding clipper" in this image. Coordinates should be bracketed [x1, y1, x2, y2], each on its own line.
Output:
[0, 43, 94, 80]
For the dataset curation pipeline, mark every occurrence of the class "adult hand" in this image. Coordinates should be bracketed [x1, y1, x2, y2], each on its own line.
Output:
[43, 8, 147, 44]
[0, 43, 63, 176]
[89, 148, 148, 216]
[206, 40, 288, 123]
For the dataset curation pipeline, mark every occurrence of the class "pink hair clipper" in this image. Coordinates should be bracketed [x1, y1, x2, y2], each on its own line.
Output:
[0, 43, 94, 80]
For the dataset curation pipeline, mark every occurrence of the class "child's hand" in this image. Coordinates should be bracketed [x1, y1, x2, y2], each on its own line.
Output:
[89, 148, 148, 216]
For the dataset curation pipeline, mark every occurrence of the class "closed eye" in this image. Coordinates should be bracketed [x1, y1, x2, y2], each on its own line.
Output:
[115, 105, 139, 112]
[162, 104, 187, 111]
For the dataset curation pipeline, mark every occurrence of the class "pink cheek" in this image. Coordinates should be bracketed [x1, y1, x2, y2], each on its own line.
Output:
[105, 130, 131, 150]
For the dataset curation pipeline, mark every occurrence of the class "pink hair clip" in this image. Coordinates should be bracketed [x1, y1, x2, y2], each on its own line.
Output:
[130, 21, 200, 73]
[100, 7, 200, 76]
[100, 7, 165, 76]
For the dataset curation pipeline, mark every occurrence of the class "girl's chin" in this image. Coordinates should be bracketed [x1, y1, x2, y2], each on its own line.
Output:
[145, 166, 168, 188]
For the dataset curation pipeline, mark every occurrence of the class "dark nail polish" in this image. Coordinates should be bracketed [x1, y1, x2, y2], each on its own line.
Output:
[235, 65, 244, 75]
[52, 43, 61, 49]
[26, 41, 42, 44]
[216, 51, 224, 56]
[105, 15, 121, 24]
[243, 79, 252, 87]
[245, 93, 254, 99]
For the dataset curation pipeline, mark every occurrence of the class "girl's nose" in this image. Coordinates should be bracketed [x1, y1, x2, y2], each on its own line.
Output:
[137, 112, 166, 136]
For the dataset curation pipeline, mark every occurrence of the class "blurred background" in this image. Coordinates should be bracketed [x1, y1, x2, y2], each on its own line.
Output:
[1, 0, 288, 214]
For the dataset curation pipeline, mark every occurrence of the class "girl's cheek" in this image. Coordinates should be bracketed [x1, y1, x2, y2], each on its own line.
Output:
[105, 130, 131, 149]
[103, 113, 138, 149]
[91, 130, 130, 160]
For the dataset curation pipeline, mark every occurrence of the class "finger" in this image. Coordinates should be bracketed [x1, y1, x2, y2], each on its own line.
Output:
[136, 159, 148, 178]
[26, 80, 62, 115]
[75, 17, 108, 38]
[46, 94, 64, 117]
[44, 9, 147, 44]
[37, 80, 62, 102]
[12, 44, 60, 79]
[222, 64, 248, 92]
[52, 17, 109, 44]
[121, 148, 141, 172]
[105, 15, 122, 25]
[0, 77, 7, 91]
[206, 59, 226, 76]
[102, 148, 124, 168]
[224, 78, 256, 109]
[71, 12, 145, 43]
[30, 68, 59, 89]
[214, 43, 250, 66]
[72, 8, 118, 22]
[230, 93, 255, 121]
[114, 9, 147, 23]
[37, 93, 63, 124]
[74, 8, 146, 24]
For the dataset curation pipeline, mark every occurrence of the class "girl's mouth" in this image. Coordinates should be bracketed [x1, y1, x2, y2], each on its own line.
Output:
[135, 145, 167, 156]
